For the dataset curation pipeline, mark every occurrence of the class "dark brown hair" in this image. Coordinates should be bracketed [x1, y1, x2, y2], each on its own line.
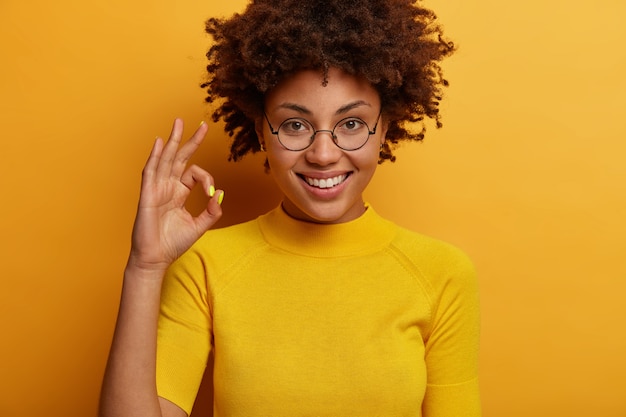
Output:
[202, 0, 455, 163]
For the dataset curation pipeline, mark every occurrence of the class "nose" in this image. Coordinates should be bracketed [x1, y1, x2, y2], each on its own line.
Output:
[305, 130, 342, 165]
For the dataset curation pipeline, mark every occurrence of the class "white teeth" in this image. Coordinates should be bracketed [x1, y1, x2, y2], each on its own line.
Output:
[305, 174, 347, 189]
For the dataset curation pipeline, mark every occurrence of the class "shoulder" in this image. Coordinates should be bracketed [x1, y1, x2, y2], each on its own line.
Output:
[170, 217, 267, 276]
[385, 224, 480, 344]
[391, 225, 475, 271]
[386, 224, 478, 297]
[197, 218, 264, 250]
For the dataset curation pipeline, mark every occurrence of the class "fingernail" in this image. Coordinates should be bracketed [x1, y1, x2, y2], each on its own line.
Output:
[199, 120, 205, 127]
[218, 191, 224, 205]
[209, 185, 215, 197]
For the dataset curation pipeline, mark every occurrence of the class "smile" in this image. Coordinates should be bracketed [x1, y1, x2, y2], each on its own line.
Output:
[301, 174, 349, 189]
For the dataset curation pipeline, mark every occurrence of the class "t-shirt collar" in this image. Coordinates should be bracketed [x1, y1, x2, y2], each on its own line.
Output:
[256, 204, 396, 258]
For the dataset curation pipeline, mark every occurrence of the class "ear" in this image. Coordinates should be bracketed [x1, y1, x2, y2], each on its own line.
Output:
[254, 117, 266, 150]
[379, 117, 389, 146]
[254, 117, 264, 138]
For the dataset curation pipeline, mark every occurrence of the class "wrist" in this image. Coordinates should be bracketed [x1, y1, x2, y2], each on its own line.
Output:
[124, 257, 170, 281]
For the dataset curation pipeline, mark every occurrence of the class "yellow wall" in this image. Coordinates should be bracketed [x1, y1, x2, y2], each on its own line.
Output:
[1, 0, 624, 416]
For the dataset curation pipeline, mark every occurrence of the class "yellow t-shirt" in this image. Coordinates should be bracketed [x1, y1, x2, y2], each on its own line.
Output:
[156, 205, 480, 416]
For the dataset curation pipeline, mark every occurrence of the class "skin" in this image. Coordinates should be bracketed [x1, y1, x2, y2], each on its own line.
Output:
[100, 120, 222, 417]
[100, 67, 387, 417]
[259, 67, 388, 224]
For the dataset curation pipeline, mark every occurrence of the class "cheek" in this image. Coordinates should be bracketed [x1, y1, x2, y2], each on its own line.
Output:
[357, 145, 383, 169]
[266, 149, 299, 173]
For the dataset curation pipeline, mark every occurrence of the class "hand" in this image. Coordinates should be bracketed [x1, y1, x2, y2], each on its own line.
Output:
[127, 118, 223, 273]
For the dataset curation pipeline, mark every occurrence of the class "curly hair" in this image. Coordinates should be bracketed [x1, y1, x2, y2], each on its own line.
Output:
[202, 0, 455, 163]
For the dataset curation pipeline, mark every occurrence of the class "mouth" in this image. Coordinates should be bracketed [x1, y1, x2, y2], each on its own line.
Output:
[298, 173, 350, 189]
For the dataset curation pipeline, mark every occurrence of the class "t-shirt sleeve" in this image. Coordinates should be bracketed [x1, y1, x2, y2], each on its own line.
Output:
[156, 248, 212, 415]
[422, 246, 481, 417]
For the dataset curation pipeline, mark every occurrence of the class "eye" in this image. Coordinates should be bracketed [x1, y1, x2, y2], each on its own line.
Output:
[337, 118, 366, 134]
[280, 119, 312, 135]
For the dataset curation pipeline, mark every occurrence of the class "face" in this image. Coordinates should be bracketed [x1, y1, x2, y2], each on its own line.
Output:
[258, 67, 387, 224]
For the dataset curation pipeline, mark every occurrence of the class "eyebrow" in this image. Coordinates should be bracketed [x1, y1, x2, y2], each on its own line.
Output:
[275, 100, 372, 116]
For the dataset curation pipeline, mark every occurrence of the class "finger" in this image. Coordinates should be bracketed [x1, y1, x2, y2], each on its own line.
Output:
[141, 136, 164, 184]
[171, 121, 209, 178]
[179, 165, 223, 211]
[179, 164, 224, 232]
[155, 118, 185, 179]
[179, 164, 215, 195]
[193, 189, 224, 232]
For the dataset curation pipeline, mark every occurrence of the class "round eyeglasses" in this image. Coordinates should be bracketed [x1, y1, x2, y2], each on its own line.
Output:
[263, 111, 382, 151]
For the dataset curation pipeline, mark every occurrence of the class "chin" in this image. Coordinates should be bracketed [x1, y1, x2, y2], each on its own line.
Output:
[284, 199, 364, 225]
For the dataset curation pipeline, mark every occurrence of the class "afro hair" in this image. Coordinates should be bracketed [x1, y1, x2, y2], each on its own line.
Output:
[202, 0, 455, 163]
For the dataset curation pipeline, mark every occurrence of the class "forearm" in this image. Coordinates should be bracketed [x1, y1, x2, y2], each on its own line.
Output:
[99, 119, 219, 417]
[99, 265, 166, 417]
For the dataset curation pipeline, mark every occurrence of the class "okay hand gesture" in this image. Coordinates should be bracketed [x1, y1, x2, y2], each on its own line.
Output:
[128, 119, 224, 273]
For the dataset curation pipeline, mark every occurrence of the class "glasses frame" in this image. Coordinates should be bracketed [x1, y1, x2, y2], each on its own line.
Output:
[263, 110, 382, 151]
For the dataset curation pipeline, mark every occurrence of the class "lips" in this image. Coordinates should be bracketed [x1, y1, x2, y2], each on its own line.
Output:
[300, 173, 349, 189]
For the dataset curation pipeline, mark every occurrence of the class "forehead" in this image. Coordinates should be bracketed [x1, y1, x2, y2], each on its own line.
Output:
[264, 67, 380, 114]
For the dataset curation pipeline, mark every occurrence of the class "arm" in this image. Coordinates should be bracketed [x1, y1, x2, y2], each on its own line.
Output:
[422, 251, 481, 417]
[99, 119, 224, 417]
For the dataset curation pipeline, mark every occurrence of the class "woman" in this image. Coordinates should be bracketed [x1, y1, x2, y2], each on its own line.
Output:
[100, 0, 480, 416]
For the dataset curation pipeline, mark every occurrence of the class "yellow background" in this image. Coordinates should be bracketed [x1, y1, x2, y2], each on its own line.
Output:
[1, 0, 625, 416]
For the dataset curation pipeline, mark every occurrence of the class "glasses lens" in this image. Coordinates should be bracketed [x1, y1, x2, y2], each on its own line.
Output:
[277, 118, 315, 151]
[333, 117, 370, 150]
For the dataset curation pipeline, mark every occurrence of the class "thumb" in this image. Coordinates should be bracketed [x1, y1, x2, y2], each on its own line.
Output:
[193, 190, 224, 232]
